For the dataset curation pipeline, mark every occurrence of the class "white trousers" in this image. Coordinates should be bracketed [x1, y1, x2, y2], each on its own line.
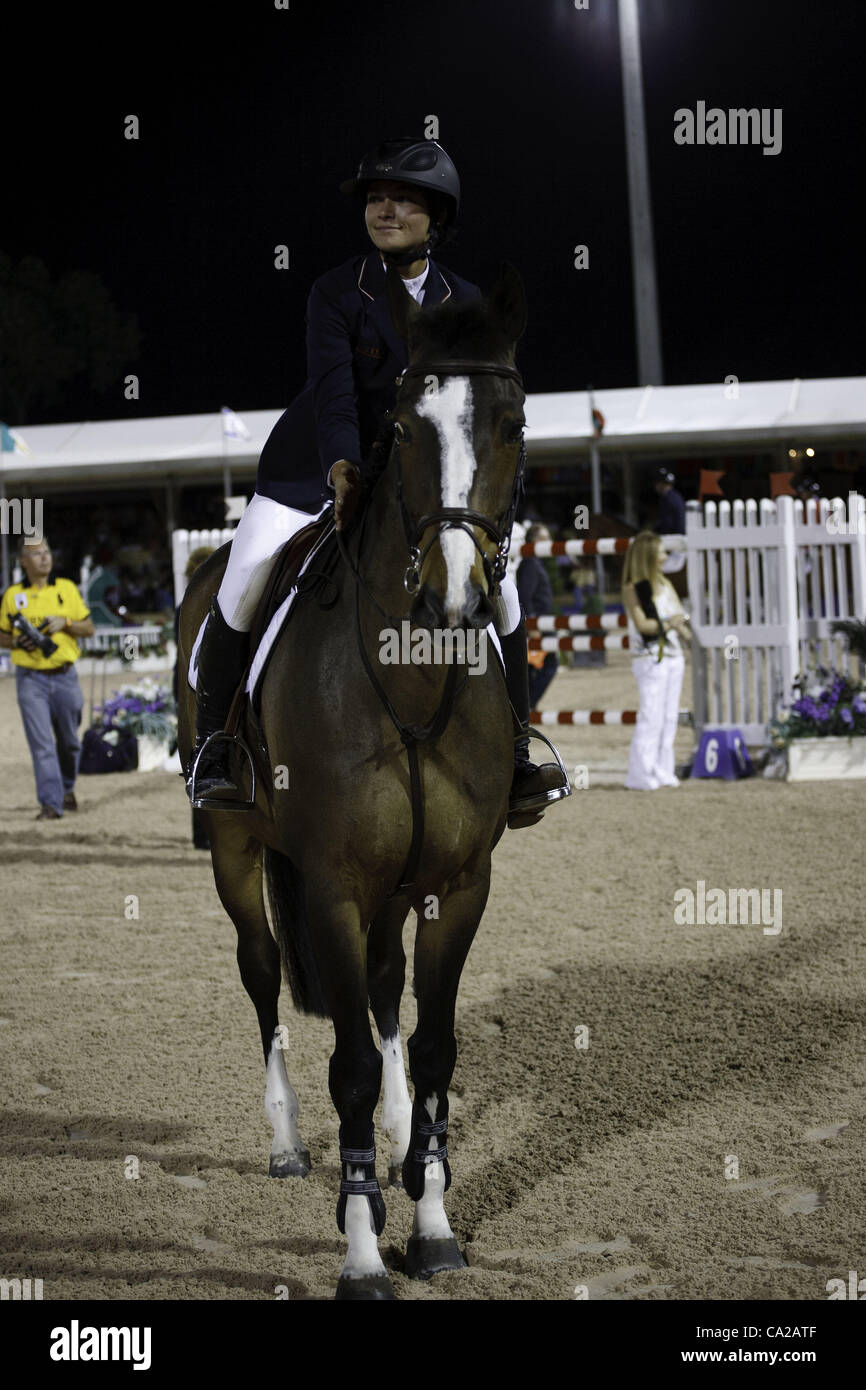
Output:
[217, 493, 522, 636]
[625, 654, 685, 789]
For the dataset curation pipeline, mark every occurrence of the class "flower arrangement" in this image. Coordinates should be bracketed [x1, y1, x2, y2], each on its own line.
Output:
[93, 678, 177, 742]
[769, 665, 866, 746]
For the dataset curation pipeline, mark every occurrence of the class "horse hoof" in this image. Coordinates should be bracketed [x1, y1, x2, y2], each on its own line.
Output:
[335, 1273, 395, 1301]
[388, 1165, 404, 1190]
[404, 1235, 466, 1280]
[269, 1148, 311, 1178]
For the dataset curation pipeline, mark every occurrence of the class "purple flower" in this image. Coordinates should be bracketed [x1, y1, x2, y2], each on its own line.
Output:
[853, 694, 866, 716]
[840, 707, 854, 727]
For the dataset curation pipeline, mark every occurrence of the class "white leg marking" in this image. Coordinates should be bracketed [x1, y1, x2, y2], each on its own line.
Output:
[264, 1030, 305, 1165]
[380, 1031, 412, 1172]
[412, 1091, 455, 1240]
[340, 1169, 388, 1280]
[415, 378, 476, 624]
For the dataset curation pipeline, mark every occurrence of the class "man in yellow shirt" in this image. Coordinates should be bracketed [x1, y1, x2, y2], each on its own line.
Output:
[0, 536, 95, 820]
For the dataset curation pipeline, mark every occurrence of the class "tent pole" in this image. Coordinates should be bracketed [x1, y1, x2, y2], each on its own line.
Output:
[165, 476, 175, 561]
[622, 451, 637, 527]
[590, 437, 604, 595]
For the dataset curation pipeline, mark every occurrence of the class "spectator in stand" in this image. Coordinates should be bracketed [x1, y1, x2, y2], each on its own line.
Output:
[792, 474, 821, 503]
[516, 522, 559, 710]
[653, 467, 686, 576]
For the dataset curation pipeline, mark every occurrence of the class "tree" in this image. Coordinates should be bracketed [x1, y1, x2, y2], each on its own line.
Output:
[0, 250, 140, 424]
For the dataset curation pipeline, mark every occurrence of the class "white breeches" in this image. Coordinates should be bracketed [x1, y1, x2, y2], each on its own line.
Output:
[218, 495, 328, 631]
[216, 493, 522, 637]
[625, 654, 685, 789]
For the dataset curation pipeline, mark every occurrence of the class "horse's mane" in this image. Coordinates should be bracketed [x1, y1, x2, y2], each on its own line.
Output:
[365, 297, 512, 486]
[409, 298, 510, 362]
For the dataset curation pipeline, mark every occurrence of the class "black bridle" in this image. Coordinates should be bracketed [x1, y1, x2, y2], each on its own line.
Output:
[393, 360, 527, 599]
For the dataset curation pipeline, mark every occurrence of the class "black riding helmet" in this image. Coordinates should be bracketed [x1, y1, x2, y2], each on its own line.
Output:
[340, 137, 461, 265]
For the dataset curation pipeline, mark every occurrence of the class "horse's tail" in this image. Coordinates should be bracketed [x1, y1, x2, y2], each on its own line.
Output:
[263, 846, 330, 1019]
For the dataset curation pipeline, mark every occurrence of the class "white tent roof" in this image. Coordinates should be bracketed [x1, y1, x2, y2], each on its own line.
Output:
[526, 376, 866, 452]
[2, 376, 865, 485]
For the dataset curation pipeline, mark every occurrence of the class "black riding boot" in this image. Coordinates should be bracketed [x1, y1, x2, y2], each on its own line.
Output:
[185, 595, 251, 807]
[499, 618, 569, 827]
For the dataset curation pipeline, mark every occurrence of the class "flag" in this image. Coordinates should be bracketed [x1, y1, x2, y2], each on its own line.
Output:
[587, 389, 605, 439]
[220, 406, 251, 440]
[0, 422, 31, 454]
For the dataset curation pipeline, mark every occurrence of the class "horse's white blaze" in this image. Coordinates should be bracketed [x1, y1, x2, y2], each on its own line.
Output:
[264, 1031, 304, 1163]
[341, 1169, 388, 1280]
[380, 1031, 412, 1169]
[412, 1091, 455, 1241]
[415, 377, 476, 623]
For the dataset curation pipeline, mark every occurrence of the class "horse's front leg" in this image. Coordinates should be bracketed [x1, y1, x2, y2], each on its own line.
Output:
[307, 890, 394, 1300]
[402, 873, 490, 1281]
[368, 898, 412, 1188]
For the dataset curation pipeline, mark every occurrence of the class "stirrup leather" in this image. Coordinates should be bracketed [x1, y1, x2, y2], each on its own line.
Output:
[187, 730, 257, 811]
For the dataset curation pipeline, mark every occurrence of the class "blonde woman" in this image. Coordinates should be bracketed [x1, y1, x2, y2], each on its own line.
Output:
[622, 532, 692, 789]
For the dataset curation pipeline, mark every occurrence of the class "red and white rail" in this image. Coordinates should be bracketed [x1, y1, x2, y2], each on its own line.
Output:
[530, 709, 692, 727]
[526, 613, 628, 632]
[528, 633, 631, 653]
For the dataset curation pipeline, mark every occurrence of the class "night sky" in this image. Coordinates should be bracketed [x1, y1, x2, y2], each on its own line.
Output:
[5, 0, 865, 427]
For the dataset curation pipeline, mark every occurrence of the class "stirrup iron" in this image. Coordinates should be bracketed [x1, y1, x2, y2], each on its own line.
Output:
[514, 726, 573, 813]
[188, 730, 257, 812]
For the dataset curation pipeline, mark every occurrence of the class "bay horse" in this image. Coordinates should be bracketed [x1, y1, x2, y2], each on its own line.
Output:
[176, 263, 535, 1299]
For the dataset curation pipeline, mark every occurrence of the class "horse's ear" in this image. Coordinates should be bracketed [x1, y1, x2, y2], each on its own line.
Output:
[385, 262, 422, 343]
[488, 261, 527, 345]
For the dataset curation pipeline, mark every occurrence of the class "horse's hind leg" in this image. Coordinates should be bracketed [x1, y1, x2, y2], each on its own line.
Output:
[208, 819, 310, 1178]
[367, 898, 412, 1188]
[402, 873, 490, 1281]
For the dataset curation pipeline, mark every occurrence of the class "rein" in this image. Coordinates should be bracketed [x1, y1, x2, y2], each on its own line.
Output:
[339, 357, 526, 895]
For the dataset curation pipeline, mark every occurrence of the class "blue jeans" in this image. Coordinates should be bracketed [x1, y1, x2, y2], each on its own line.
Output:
[15, 666, 84, 814]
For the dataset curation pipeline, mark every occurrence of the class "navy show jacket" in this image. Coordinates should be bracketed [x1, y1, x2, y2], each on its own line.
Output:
[256, 251, 482, 513]
[655, 488, 686, 535]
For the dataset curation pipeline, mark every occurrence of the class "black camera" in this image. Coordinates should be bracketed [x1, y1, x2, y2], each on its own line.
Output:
[10, 612, 58, 658]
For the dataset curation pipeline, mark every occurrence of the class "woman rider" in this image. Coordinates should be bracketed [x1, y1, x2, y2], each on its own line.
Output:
[186, 136, 568, 824]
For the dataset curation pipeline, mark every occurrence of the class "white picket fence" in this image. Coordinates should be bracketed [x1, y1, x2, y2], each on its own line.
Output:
[687, 493, 866, 744]
[171, 495, 866, 748]
[172, 528, 235, 605]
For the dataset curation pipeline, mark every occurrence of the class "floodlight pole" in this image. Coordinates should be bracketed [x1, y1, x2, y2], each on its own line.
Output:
[618, 0, 664, 387]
